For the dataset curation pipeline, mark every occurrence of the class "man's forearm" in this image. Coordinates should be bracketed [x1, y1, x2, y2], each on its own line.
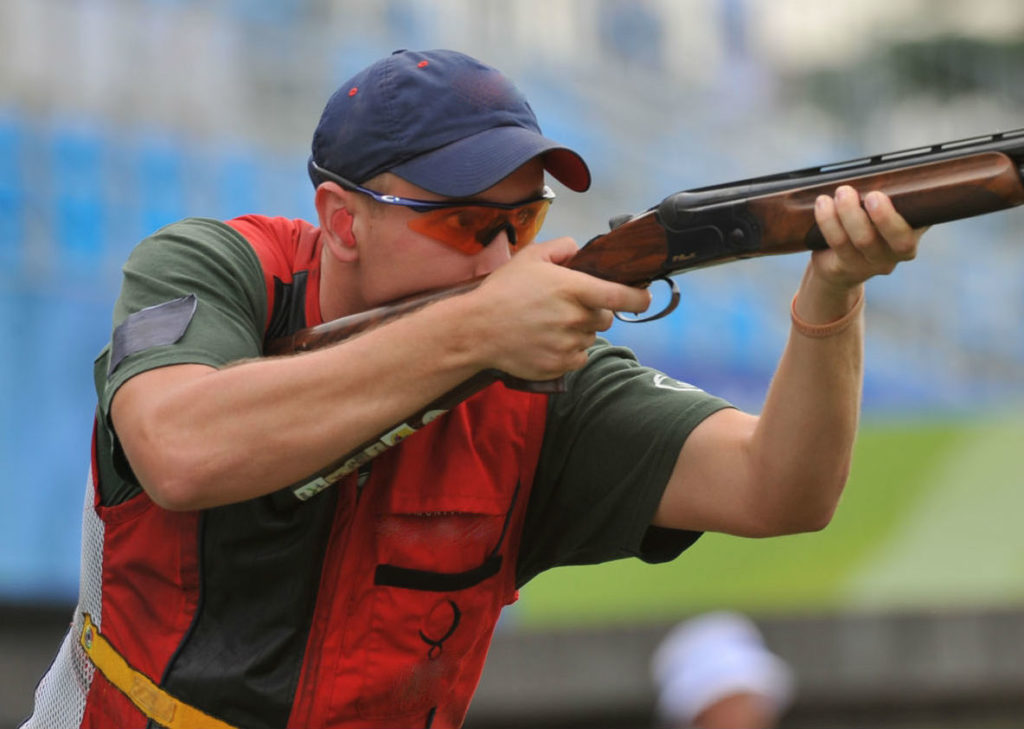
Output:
[113, 293, 490, 510]
[751, 267, 865, 531]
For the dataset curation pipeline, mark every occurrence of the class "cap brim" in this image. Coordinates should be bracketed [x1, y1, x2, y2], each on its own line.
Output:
[389, 125, 591, 197]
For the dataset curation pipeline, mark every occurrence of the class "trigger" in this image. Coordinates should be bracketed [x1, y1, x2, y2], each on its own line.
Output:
[614, 277, 680, 323]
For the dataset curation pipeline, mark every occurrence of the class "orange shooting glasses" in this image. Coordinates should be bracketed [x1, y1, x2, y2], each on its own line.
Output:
[309, 158, 554, 254]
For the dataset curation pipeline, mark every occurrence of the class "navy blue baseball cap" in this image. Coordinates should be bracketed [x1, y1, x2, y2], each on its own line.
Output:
[310, 49, 591, 197]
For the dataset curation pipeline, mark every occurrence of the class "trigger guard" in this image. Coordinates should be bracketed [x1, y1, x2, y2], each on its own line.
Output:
[614, 277, 680, 323]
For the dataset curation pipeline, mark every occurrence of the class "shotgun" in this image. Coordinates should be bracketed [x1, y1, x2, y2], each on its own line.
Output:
[269, 127, 1024, 500]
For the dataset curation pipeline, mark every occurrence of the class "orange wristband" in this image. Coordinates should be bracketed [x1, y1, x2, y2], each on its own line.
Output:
[790, 290, 864, 338]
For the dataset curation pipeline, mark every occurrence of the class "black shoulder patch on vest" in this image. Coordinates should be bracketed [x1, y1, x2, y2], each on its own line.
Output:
[108, 294, 198, 377]
[265, 271, 309, 344]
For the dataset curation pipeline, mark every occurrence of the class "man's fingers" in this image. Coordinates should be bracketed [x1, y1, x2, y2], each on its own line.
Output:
[585, 308, 616, 333]
[832, 186, 891, 263]
[575, 276, 652, 314]
[525, 236, 583, 265]
[814, 193, 857, 263]
[863, 191, 920, 261]
[816, 187, 923, 269]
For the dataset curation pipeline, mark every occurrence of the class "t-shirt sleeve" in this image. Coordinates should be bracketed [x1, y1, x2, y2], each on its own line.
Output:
[516, 339, 733, 587]
[92, 217, 267, 503]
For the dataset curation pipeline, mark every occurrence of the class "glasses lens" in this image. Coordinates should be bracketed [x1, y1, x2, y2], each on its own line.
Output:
[510, 200, 550, 247]
[407, 199, 551, 254]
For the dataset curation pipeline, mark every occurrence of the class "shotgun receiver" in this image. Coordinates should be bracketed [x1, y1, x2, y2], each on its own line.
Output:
[269, 127, 1024, 500]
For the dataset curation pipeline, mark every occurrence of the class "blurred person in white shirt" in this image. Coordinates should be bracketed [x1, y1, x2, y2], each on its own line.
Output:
[652, 612, 795, 728]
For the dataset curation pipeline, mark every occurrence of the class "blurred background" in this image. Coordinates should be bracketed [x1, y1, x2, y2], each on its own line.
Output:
[1, 0, 1023, 727]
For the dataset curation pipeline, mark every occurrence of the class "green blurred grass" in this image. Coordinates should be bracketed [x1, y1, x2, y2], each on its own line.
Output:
[517, 418, 1022, 628]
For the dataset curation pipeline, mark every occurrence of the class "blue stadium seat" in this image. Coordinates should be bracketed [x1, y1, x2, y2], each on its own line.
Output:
[5, 290, 102, 600]
[0, 114, 25, 269]
[262, 149, 315, 221]
[50, 121, 110, 268]
[135, 131, 187, 237]
[0, 294, 19, 557]
[216, 145, 260, 219]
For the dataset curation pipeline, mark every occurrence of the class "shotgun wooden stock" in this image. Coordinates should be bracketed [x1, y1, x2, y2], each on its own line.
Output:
[271, 128, 1024, 501]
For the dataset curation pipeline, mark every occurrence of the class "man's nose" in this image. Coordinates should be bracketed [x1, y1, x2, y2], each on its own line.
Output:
[473, 226, 515, 276]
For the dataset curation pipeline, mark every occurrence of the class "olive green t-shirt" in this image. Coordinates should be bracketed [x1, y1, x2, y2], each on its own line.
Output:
[93, 218, 732, 588]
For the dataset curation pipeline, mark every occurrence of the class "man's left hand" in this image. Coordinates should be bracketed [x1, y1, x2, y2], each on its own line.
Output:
[811, 184, 926, 289]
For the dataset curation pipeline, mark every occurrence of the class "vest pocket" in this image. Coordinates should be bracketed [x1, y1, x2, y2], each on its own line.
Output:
[353, 488, 519, 721]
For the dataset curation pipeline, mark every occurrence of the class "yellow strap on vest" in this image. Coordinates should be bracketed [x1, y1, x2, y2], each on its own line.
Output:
[79, 614, 239, 729]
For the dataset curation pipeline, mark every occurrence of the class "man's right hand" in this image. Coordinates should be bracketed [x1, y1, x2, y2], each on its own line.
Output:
[458, 237, 652, 381]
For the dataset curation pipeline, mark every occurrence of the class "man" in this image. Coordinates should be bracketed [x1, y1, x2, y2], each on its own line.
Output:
[22, 49, 921, 728]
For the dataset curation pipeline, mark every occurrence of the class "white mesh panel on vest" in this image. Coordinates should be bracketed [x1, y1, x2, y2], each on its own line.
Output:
[20, 470, 105, 728]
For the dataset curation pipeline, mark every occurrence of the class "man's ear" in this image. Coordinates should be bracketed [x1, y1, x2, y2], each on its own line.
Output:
[315, 183, 359, 263]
